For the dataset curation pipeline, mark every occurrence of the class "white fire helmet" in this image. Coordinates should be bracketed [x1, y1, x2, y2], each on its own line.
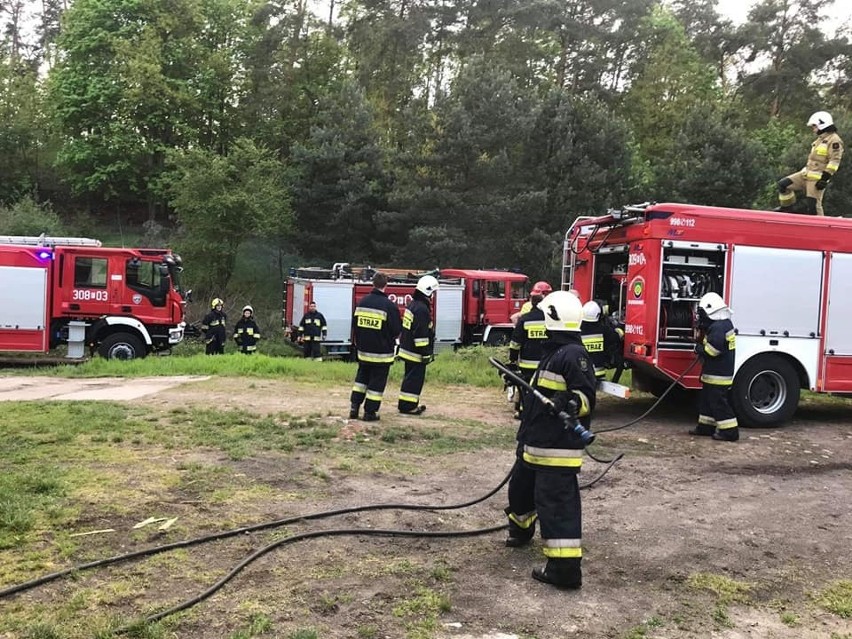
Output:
[242, 305, 254, 314]
[582, 300, 602, 322]
[539, 290, 584, 332]
[807, 111, 833, 131]
[698, 292, 731, 320]
[416, 275, 439, 297]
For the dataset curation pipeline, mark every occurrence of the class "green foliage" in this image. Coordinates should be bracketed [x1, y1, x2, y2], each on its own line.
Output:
[624, 5, 720, 171]
[0, 196, 64, 236]
[164, 138, 292, 291]
[687, 572, 753, 603]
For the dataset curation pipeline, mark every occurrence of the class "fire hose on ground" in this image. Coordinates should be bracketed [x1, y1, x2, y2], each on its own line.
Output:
[0, 356, 699, 630]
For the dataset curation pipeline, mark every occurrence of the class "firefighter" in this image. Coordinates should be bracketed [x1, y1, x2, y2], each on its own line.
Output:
[233, 305, 261, 354]
[510, 280, 552, 325]
[397, 275, 439, 415]
[690, 292, 739, 442]
[505, 290, 596, 589]
[201, 297, 227, 355]
[580, 300, 622, 383]
[349, 272, 402, 421]
[298, 301, 327, 360]
[777, 111, 844, 216]
[507, 281, 551, 419]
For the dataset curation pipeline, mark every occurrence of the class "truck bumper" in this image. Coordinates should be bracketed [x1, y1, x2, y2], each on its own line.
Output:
[169, 322, 185, 345]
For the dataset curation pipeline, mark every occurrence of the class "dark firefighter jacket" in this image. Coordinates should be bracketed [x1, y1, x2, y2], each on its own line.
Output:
[398, 294, 433, 363]
[352, 288, 402, 364]
[509, 308, 547, 371]
[698, 318, 736, 385]
[517, 333, 597, 472]
[233, 317, 261, 351]
[581, 318, 622, 378]
[201, 309, 227, 342]
[299, 310, 327, 341]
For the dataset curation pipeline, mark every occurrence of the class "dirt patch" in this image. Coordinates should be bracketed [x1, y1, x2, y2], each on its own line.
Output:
[6, 377, 852, 638]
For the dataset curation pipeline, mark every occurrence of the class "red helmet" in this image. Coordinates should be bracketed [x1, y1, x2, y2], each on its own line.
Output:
[530, 281, 552, 296]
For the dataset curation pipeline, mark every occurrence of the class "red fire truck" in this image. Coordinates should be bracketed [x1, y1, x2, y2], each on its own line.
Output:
[0, 235, 187, 360]
[283, 264, 529, 358]
[563, 202, 852, 427]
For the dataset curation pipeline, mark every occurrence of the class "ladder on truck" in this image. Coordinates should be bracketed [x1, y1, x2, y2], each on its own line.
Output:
[0, 234, 102, 247]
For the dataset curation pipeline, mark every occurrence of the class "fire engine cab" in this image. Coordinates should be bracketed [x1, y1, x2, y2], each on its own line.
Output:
[0, 235, 187, 360]
[284, 264, 529, 358]
[564, 202, 852, 427]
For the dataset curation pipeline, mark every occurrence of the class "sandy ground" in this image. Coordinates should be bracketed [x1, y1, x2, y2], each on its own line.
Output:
[2, 375, 851, 638]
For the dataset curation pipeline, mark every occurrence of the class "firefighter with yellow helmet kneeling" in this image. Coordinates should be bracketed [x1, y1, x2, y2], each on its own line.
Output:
[690, 292, 739, 442]
[397, 275, 439, 415]
[504, 290, 597, 589]
[507, 281, 551, 418]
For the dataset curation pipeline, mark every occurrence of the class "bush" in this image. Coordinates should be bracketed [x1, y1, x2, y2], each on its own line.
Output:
[0, 196, 63, 236]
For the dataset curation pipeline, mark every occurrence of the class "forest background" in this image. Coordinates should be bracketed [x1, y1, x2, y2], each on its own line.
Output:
[0, 0, 851, 329]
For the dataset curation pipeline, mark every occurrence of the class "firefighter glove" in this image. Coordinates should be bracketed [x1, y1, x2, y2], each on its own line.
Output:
[816, 171, 831, 190]
[551, 392, 578, 417]
[694, 342, 704, 355]
[777, 177, 793, 193]
[506, 362, 520, 372]
[422, 354, 434, 365]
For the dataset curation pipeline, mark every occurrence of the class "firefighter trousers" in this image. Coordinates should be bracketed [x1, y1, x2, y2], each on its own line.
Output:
[398, 360, 427, 412]
[303, 340, 322, 359]
[697, 383, 739, 440]
[506, 453, 583, 584]
[779, 171, 826, 215]
[350, 362, 391, 415]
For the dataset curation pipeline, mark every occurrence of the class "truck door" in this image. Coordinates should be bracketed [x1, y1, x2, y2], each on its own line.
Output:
[56, 252, 111, 318]
[483, 279, 507, 326]
[823, 253, 852, 391]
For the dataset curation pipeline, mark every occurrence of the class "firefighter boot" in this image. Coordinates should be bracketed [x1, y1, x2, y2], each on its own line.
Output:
[712, 429, 739, 442]
[803, 197, 818, 216]
[399, 405, 427, 415]
[349, 407, 359, 420]
[532, 559, 582, 589]
[689, 424, 714, 437]
[363, 412, 380, 422]
[773, 205, 794, 213]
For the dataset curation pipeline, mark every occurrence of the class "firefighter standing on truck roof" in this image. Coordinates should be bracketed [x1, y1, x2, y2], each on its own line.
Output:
[298, 301, 327, 361]
[507, 281, 552, 419]
[505, 290, 596, 589]
[777, 111, 844, 216]
[201, 298, 227, 355]
[690, 292, 739, 442]
[233, 305, 261, 354]
[397, 275, 439, 415]
[349, 272, 402, 422]
[580, 300, 623, 383]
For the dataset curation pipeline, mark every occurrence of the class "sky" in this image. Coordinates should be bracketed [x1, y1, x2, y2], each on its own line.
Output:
[715, 0, 850, 32]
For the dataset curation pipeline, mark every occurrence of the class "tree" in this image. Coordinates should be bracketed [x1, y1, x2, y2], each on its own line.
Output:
[164, 138, 292, 291]
[623, 6, 719, 176]
[655, 107, 773, 208]
[290, 80, 393, 263]
[736, 0, 847, 122]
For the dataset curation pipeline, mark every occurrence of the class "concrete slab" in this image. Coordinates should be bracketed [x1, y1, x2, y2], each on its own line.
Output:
[0, 376, 210, 401]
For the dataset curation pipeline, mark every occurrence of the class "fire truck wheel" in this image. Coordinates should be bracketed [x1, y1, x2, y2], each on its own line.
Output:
[98, 332, 146, 360]
[731, 355, 800, 428]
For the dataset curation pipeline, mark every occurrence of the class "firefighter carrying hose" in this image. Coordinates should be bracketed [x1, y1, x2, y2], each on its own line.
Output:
[505, 290, 597, 589]
[349, 272, 402, 421]
[507, 281, 552, 418]
[201, 298, 227, 355]
[690, 292, 739, 442]
[777, 111, 844, 216]
[397, 275, 439, 415]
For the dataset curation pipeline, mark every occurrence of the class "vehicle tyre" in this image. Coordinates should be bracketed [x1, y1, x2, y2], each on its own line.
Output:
[98, 332, 146, 360]
[485, 329, 510, 346]
[731, 355, 799, 428]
